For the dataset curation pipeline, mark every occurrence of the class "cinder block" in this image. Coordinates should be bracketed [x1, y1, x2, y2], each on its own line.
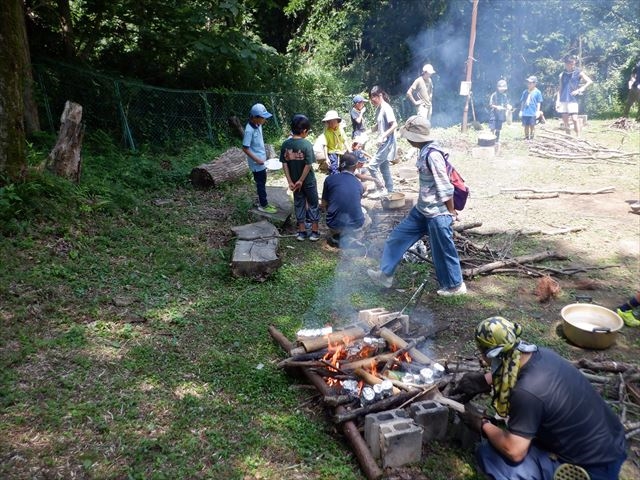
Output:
[358, 308, 388, 324]
[447, 411, 481, 450]
[380, 420, 423, 468]
[409, 400, 450, 442]
[364, 409, 408, 459]
[471, 146, 495, 159]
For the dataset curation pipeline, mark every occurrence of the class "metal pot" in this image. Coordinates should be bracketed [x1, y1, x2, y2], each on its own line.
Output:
[381, 192, 405, 209]
[477, 133, 496, 147]
[560, 303, 623, 350]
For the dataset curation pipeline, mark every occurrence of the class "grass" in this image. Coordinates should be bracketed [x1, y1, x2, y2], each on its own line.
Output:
[1, 122, 638, 479]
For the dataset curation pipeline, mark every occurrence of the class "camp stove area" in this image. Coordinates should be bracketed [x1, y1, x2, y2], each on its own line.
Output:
[269, 308, 479, 480]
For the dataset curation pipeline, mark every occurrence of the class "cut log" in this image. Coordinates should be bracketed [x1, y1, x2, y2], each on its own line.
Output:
[298, 326, 367, 353]
[46, 101, 84, 182]
[230, 221, 281, 279]
[462, 250, 569, 277]
[190, 147, 249, 188]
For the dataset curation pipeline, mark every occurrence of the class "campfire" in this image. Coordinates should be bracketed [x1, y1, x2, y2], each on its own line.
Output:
[269, 309, 470, 479]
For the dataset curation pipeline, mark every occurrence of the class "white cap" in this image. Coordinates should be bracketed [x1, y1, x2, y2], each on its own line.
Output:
[422, 64, 436, 74]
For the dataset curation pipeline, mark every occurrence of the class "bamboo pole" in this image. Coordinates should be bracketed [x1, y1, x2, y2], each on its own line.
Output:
[268, 325, 383, 480]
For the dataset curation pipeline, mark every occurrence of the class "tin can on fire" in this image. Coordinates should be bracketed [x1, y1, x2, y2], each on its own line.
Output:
[360, 386, 376, 406]
[373, 383, 384, 399]
[420, 367, 434, 384]
[433, 362, 445, 378]
[341, 379, 359, 396]
[380, 380, 394, 398]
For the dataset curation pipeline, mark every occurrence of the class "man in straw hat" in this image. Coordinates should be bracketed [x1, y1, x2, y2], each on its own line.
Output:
[367, 115, 466, 296]
[407, 64, 436, 120]
[451, 316, 627, 480]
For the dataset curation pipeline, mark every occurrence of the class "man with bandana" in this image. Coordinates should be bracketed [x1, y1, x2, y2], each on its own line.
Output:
[451, 317, 627, 480]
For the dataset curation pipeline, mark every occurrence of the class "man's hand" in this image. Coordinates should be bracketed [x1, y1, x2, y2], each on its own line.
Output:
[461, 403, 486, 434]
[450, 372, 491, 403]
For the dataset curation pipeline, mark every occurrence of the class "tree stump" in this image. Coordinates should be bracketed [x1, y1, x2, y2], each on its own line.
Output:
[47, 100, 84, 182]
[231, 221, 281, 279]
[190, 147, 249, 188]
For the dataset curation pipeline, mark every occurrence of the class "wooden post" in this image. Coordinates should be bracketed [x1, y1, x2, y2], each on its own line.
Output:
[461, 0, 479, 133]
[46, 100, 84, 182]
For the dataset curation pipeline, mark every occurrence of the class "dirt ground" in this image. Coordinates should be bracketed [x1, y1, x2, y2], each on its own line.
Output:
[266, 118, 640, 477]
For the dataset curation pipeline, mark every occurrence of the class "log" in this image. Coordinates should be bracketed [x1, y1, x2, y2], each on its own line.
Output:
[354, 367, 401, 395]
[340, 353, 396, 372]
[501, 187, 615, 195]
[572, 359, 636, 374]
[462, 250, 569, 277]
[190, 147, 249, 188]
[268, 325, 383, 480]
[298, 326, 367, 353]
[514, 193, 559, 200]
[470, 227, 583, 236]
[46, 101, 84, 182]
[378, 327, 434, 365]
[231, 221, 281, 279]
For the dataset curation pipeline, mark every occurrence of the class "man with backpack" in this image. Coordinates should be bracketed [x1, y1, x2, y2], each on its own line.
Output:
[367, 116, 467, 296]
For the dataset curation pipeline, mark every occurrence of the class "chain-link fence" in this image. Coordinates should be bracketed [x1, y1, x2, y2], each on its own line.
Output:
[34, 61, 415, 152]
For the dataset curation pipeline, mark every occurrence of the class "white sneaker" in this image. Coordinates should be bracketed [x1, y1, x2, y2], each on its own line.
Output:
[437, 282, 467, 296]
[367, 268, 393, 288]
[368, 188, 388, 200]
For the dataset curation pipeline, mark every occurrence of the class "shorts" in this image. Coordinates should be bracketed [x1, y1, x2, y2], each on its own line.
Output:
[521, 116, 536, 126]
[556, 102, 579, 114]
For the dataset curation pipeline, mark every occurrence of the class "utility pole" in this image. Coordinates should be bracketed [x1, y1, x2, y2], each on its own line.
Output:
[461, 0, 479, 133]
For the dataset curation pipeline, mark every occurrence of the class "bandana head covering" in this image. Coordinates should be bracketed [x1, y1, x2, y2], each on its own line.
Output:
[474, 316, 537, 418]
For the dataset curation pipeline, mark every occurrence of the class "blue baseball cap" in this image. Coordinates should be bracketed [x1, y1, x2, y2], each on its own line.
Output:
[353, 95, 367, 104]
[250, 103, 272, 119]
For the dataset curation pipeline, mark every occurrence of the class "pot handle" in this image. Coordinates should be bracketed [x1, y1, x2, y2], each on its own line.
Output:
[592, 327, 611, 333]
[574, 294, 593, 303]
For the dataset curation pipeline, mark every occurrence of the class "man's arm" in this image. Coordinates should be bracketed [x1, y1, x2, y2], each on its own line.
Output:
[406, 79, 419, 106]
[482, 424, 532, 463]
[574, 71, 593, 95]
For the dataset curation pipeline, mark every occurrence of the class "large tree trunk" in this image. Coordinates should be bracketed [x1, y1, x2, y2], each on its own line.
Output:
[56, 0, 76, 60]
[190, 147, 249, 188]
[19, 1, 40, 135]
[0, 0, 28, 185]
[46, 101, 84, 182]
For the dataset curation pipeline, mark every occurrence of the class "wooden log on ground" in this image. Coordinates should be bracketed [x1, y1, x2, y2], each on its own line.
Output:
[231, 221, 281, 278]
[268, 325, 383, 480]
[190, 147, 248, 188]
[46, 101, 84, 182]
[462, 250, 569, 277]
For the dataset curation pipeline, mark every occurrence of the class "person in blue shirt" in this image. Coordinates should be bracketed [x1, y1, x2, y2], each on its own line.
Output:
[321, 152, 370, 248]
[519, 76, 543, 141]
[242, 103, 276, 214]
[556, 55, 593, 136]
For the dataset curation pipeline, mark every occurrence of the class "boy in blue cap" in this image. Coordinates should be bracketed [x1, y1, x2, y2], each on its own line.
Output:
[350, 94, 367, 139]
[243, 103, 277, 214]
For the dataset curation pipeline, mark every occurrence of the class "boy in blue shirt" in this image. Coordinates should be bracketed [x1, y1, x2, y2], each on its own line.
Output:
[519, 76, 543, 141]
[243, 103, 277, 214]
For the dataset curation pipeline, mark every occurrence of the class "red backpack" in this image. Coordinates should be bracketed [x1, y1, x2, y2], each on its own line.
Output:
[426, 146, 470, 211]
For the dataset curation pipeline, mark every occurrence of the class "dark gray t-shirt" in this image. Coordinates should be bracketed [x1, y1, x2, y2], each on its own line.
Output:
[507, 348, 626, 466]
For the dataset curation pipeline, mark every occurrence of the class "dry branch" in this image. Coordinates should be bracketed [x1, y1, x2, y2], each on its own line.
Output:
[502, 186, 615, 195]
[462, 250, 568, 277]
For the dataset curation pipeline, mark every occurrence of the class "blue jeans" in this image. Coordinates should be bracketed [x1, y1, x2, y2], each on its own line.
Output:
[368, 138, 396, 192]
[253, 169, 268, 207]
[293, 182, 320, 225]
[477, 440, 626, 480]
[327, 153, 340, 175]
[379, 207, 462, 290]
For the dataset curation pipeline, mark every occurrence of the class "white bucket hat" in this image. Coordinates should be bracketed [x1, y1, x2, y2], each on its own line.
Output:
[322, 110, 342, 122]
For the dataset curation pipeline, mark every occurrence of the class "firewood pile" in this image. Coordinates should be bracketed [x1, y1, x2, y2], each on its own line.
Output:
[609, 117, 637, 130]
[528, 130, 639, 163]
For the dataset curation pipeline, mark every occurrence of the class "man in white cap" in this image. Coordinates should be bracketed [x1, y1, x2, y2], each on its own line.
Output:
[407, 64, 436, 120]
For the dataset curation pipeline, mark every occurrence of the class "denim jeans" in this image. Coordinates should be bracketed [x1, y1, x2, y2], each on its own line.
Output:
[379, 206, 462, 290]
[368, 138, 396, 192]
[253, 169, 268, 207]
[476, 440, 626, 480]
[293, 182, 320, 225]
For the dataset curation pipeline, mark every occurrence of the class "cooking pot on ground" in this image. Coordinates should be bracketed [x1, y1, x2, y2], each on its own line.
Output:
[477, 133, 496, 147]
[560, 303, 623, 350]
[381, 192, 406, 209]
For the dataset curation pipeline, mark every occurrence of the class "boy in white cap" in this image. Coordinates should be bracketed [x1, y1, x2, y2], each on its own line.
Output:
[407, 64, 436, 120]
[519, 76, 543, 141]
[243, 103, 276, 213]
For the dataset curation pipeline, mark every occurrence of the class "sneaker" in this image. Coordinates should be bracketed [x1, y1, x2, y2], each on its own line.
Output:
[618, 309, 640, 327]
[308, 231, 321, 242]
[553, 463, 590, 480]
[258, 204, 277, 214]
[368, 188, 388, 200]
[367, 268, 393, 288]
[296, 232, 307, 241]
[437, 282, 467, 297]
